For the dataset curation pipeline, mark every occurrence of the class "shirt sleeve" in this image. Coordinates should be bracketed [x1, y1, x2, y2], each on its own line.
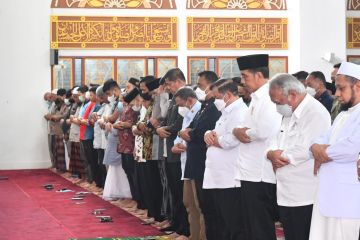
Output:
[246, 99, 282, 141]
[218, 109, 245, 150]
[326, 120, 360, 163]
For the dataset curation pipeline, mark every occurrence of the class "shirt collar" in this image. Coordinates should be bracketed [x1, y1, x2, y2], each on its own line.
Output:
[348, 102, 360, 113]
[251, 82, 269, 100]
[292, 94, 311, 119]
[187, 101, 202, 118]
[224, 98, 244, 114]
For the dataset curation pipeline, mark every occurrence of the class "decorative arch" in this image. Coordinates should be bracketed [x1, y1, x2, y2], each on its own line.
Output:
[51, 0, 177, 9]
[186, 0, 286, 10]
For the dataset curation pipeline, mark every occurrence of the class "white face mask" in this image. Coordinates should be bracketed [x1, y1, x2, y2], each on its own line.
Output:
[276, 104, 293, 117]
[108, 94, 116, 103]
[306, 87, 316, 97]
[79, 95, 85, 103]
[64, 99, 71, 106]
[85, 91, 91, 100]
[195, 88, 206, 101]
[178, 106, 190, 117]
[117, 101, 124, 113]
[214, 99, 226, 112]
[132, 105, 141, 112]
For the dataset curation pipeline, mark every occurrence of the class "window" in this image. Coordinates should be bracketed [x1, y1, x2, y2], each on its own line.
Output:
[51, 56, 177, 89]
[188, 56, 288, 85]
[117, 59, 146, 88]
[52, 58, 72, 89]
[85, 59, 114, 86]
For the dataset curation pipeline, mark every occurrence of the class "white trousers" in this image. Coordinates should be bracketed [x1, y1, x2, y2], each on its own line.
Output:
[309, 200, 360, 240]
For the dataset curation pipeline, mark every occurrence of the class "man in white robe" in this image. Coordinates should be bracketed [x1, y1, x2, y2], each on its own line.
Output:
[309, 61, 360, 240]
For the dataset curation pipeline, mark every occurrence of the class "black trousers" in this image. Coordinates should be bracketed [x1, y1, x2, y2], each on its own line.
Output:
[81, 140, 100, 184]
[96, 149, 107, 188]
[196, 178, 244, 240]
[195, 178, 220, 240]
[279, 205, 313, 240]
[144, 161, 163, 221]
[165, 161, 189, 236]
[134, 161, 147, 210]
[137, 161, 163, 221]
[121, 153, 141, 204]
[241, 181, 277, 240]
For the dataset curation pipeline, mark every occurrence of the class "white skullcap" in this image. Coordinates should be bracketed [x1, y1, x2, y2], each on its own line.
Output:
[51, 89, 58, 94]
[337, 61, 360, 80]
[72, 87, 80, 94]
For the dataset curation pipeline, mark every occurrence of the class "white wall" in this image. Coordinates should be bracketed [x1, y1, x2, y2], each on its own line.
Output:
[0, 0, 52, 169]
[299, 0, 346, 82]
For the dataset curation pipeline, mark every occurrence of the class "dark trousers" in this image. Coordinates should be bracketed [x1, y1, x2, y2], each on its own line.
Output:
[279, 205, 313, 240]
[137, 161, 163, 221]
[196, 178, 244, 240]
[48, 134, 55, 167]
[134, 161, 147, 210]
[81, 140, 100, 184]
[96, 149, 107, 188]
[165, 161, 189, 236]
[195, 178, 220, 240]
[241, 181, 277, 240]
[144, 161, 163, 221]
[121, 153, 141, 204]
[158, 159, 172, 219]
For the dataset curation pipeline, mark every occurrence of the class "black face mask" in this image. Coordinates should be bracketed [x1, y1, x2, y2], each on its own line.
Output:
[69, 98, 75, 104]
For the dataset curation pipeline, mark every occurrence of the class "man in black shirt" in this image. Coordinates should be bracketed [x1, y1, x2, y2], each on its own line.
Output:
[306, 71, 334, 112]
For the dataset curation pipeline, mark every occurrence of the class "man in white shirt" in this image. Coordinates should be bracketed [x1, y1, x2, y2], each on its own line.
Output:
[233, 54, 282, 240]
[266, 74, 331, 240]
[203, 79, 248, 240]
[172, 87, 202, 240]
[309, 62, 360, 240]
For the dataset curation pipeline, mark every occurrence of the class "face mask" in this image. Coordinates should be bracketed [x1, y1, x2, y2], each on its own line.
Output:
[214, 99, 226, 112]
[276, 104, 293, 117]
[178, 106, 190, 117]
[64, 99, 71, 106]
[79, 95, 85, 103]
[132, 105, 141, 112]
[195, 88, 206, 101]
[85, 91, 91, 100]
[306, 87, 316, 97]
[117, 101, 124, 113]
[108, 94, 116, 103]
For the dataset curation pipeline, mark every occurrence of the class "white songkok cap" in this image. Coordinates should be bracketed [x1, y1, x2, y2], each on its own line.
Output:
[72, 87, 80, 94]
[51, 89, 58, 94]
[337, 61, 360, 80]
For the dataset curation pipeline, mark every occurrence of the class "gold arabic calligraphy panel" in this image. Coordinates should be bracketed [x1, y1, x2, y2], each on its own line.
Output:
[348, 0, 360, 10]
[187, 17, 288, 50]
[51, 16, 178, 49]
[347, 18, 360, 48]
[51, 0, 177, 9]
[187, 0, 286, 10]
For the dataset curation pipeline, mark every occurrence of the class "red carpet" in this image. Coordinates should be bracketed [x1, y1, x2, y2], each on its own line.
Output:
[0, 169, 162, 240]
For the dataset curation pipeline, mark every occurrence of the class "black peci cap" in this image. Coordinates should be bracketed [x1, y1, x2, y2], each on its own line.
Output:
[123, 88, 141, 104]
[236, 54, 269, 71]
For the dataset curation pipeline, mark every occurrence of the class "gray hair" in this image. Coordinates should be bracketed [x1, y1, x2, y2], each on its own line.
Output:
[270, 73, 306, 95]
[96, 85, 106, 97]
